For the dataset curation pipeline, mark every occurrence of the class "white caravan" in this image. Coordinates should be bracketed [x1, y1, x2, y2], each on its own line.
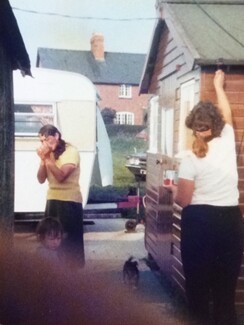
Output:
[13, 68, 113, 218]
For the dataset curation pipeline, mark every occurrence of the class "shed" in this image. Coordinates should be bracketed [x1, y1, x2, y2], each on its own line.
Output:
[140, 0, 244, 310]
[0, 0, 31, 236]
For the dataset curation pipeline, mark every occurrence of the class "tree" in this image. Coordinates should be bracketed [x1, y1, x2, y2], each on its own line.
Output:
[101, 107, 116, 124]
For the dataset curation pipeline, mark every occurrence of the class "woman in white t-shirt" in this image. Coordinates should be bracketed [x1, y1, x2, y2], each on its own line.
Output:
[171, 70, 243, 325]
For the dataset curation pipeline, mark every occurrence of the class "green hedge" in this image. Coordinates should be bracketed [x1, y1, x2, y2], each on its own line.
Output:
[106, 124, 146, 137]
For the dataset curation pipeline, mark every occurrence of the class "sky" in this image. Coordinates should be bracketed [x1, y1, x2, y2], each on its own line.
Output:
[9, 0, 157, 67]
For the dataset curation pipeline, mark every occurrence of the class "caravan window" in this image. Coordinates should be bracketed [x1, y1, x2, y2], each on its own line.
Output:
[14, 104, 55, 136]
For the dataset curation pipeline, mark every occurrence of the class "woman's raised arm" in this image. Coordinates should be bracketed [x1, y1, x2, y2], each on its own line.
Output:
[213, 69, 232, 125]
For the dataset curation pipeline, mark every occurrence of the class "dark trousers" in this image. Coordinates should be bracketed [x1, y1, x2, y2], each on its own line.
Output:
[45, 200, 85, 268]
[181, 205, 244, 325]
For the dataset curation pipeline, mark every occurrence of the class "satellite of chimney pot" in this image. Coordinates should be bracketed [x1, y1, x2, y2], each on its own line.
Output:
[90, 32, 105, 61]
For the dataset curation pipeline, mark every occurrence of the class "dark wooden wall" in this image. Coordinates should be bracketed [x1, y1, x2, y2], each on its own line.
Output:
[0, 41, 15, 240]
[145, 152, 176, 280]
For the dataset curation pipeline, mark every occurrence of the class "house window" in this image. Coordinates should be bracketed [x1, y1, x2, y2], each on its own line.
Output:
[161, 107, 174, 157]
[115, 112, 134, 125]
[15, 103, 55, 136]
[178, 79, 195, 153]
[148, 96, 159, 153]
[119, 84, 132, 98]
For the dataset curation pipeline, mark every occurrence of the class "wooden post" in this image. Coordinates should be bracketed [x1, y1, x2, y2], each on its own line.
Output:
[0, 44, 14, 246]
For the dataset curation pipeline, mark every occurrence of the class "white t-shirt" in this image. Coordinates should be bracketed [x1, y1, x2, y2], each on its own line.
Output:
[178, 124, 239, 206]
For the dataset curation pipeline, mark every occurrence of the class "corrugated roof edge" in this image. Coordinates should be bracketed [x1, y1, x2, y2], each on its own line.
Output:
[195, 59, 244, 66]
[157, 0, 244, 4]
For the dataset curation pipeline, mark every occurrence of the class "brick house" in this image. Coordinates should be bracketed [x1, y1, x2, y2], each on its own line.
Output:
[36, 33, 151, 125]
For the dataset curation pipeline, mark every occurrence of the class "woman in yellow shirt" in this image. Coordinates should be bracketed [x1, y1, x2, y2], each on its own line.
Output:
[37, 124, 84, 269]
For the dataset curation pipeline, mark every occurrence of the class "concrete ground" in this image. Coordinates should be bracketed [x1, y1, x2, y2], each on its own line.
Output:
[83, 219, 189, 324]
[13, 218, 244, 325]
[13, 218, 189, 324]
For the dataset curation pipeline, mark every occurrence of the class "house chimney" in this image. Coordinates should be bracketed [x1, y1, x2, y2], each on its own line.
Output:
[90, 33, 105, 61]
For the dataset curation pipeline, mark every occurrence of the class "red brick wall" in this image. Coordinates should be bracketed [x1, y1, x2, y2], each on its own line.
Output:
[200, 69, 244, 215]
[96, 84, 150, 125]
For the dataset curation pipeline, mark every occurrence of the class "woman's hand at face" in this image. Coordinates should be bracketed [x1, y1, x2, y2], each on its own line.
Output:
[37, 142, 51, 160]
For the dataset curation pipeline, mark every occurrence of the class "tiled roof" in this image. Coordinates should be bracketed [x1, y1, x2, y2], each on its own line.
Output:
[37, 48, 146, 85]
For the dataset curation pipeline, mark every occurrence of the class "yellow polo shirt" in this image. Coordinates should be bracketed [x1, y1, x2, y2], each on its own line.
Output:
[46, 144, 83, 203]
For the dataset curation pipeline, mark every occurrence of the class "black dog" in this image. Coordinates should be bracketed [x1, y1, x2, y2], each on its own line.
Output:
[123, 256, 139, 289]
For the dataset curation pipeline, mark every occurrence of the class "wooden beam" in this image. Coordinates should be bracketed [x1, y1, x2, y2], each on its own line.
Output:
[0, 43, 14, 244]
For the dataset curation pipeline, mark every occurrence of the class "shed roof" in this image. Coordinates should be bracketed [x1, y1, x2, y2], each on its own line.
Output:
[140, 0, 244, 93]
[163, 0, 244, 65]
[157, 0, 243, 3]
[37, 48, 146, 85]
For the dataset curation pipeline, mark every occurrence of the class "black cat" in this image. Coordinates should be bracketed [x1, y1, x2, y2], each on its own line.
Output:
[123, 256, 139, 289]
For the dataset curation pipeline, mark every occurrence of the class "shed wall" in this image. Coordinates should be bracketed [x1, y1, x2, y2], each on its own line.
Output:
[145, 27, 244, 309]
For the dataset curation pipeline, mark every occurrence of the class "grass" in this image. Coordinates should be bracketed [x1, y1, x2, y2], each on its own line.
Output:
[88, 125, 148, 203]
[111, 136, 146, 187]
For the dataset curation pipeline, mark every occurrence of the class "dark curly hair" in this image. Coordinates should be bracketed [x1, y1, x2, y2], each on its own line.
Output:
[185, 101, 225, 158]
[36, 217, 63, 242]
[38, 124, 66, 160]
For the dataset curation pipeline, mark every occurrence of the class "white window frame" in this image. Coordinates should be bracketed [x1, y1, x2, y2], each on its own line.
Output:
[14, 102, 56, 136]
[148, 96, 159, 153]
[178, 80, 195, 153]
[115, 111, 134, 125]
[161, 107, 174, 157]
[119, 84, 132, 98]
